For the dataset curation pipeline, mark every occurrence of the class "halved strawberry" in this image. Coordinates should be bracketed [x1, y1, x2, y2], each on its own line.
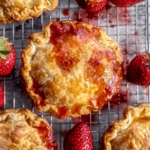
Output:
[85, 0, 107, 12]
[64, 122, 93, 150]
[126, 54, 150, 86]
[0, 37, 16, 76]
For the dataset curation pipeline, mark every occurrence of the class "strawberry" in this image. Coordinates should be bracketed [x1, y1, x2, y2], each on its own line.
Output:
[126, 54, 150, 86]
[63, 122, 93, 150]
[0, 84, 4, 108]
[85, 0, 107, 12]
[110, 0, 143, 7]
[0, 37, 16, 76]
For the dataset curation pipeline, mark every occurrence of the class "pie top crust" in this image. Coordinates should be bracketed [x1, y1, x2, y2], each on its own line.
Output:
[101, 103, 150, 150]
[20, 21, 123, 119]
[0, 0, 58, 24]
[0, 108, 57, 150]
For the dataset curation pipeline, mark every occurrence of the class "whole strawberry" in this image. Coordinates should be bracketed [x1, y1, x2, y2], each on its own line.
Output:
[110, 0, 143, 7]
[0, 37, 16, 76]
[63, 122, 93, 150]
[126, 54, 150, 86]
[0, 84, 4, 108]
[85, 0, 107, 12]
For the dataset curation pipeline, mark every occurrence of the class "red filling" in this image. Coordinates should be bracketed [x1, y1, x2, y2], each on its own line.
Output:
[50, 22, 78, 45]
[35, 122, 57, 150]
[50, 22, 100, 73]
[57, 106, 69, 119]
[31, 80, 46, 106]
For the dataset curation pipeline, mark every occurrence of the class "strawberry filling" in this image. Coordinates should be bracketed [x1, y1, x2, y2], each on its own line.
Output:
[34, 122, 57, 150]
[50, 22, 100, 72]
[31, 80, 46, 106]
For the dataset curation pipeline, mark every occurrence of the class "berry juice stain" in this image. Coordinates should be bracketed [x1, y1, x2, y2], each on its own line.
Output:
[74, 1, 131, 27]
[63, 8, 70, 16]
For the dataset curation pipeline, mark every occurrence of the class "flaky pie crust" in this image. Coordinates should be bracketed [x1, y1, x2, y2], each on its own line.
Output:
[101, 103, 150, 150]
[0, 108, 56, 150]
[0, 0, 58, 24]
[20, 21, 123, 119]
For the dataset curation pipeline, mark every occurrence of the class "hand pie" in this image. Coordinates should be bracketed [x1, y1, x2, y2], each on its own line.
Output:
[101, 103, 150, 150]
[0, 109, 57, 150]
[20, 21, 123, 119]
[0, 0, 58, 24]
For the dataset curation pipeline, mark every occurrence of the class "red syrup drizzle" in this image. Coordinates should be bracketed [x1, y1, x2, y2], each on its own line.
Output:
[35, 122, 58, 150]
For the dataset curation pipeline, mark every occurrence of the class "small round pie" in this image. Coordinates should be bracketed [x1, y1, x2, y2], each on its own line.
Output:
[0, 108, 57, 150]
[101, 103, 150, 150]
[0, 0, 58, 24]
[20, 21, 123, 119]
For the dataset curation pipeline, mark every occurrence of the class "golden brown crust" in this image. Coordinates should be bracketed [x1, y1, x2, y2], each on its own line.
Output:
[101, 103, 150, 150]
[0, 0, 58, 24]
[0, 108, 57, 150]
[20, 21, 123, 119]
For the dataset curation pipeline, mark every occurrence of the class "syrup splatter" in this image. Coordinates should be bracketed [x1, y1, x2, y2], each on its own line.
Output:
[63, 9, 70, 16]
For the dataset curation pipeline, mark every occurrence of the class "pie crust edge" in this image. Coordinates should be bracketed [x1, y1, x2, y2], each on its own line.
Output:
[0, 0, 58, 24]
[0, 108, 56, 149]
[20, 21, 123, 118]
[100, 103, 150, 150]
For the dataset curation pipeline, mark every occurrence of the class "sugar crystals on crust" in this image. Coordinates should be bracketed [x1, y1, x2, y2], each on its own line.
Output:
[20, 21, 123, 119]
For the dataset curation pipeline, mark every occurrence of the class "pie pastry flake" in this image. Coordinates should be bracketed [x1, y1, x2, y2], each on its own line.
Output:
[101, 103, 150, 150]
[0, 108, 57, 150]
[0, 0, 58, 24]
[20, 21, 123, 119]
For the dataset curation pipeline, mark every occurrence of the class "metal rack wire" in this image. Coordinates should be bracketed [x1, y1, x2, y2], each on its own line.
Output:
[0, 0, 149, 149]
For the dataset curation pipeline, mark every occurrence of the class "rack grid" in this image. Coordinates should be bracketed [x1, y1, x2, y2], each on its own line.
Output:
[0, 0, 149, 149]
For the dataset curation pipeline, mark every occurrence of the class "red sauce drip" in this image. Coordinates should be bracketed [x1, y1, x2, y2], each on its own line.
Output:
[57, 107, 69, 119]
[31, 81, 46, 106]
[110, 92, 129, 104]
[35, 122, 57, 150]
[63, 9, 69, 16]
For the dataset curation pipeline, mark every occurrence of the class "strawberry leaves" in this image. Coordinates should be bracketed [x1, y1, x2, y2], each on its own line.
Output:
[0, 37, 12, 60]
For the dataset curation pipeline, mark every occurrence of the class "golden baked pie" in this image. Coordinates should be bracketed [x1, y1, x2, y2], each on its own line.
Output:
[101, 103, 150, 150]
[0, 0, 58, 24]
[0, 108, 57, 150]
[20, 21, 123, 119]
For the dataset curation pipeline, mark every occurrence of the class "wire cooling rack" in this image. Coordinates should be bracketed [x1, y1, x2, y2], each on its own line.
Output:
[0, 0, 150, 149]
